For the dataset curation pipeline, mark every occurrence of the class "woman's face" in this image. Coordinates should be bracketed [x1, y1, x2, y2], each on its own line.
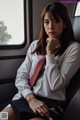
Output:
[44, 12, 65, 39]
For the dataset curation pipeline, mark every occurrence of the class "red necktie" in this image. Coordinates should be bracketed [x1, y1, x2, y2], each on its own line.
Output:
[28, 56, 46, 88]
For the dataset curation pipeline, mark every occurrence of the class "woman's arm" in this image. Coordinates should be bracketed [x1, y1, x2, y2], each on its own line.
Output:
[15, 41, 36, 98]
[45, 42, 80, 91]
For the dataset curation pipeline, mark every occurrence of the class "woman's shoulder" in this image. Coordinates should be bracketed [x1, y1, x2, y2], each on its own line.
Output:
[67, 41, 80, 52]
[30, 40, 39, 47]
[31, 39, 39, 44]
[28, 40, 39, 52]
[63, 41, 80, 57]
[70, 41, 80, 47]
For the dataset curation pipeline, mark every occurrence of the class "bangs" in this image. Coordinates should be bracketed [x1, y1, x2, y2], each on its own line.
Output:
[49, 11, 60, 22]
[41, 4, 61, 22]
[49, 5, 61, 22]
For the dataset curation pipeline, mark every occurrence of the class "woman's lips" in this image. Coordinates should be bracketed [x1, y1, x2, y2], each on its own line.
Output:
[48, 32, 55, 36]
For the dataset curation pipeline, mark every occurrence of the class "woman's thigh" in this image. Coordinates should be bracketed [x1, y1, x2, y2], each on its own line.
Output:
[30, 118, 46, 120]
[1, 107, 18, 120]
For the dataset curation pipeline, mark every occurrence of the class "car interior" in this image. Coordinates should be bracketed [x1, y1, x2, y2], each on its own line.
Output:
[0, 0, 80, 120]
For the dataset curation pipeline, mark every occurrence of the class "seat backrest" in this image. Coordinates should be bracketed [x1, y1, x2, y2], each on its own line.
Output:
[65, 16, 80, 104]
[63, 16, 80, 119]
[72, 16, 80, 43]
[65, 68, 80, 106]
[63, 89, 80, 120]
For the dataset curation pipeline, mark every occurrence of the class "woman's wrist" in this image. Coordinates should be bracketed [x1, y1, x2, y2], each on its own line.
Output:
[25, 93, 36, 103]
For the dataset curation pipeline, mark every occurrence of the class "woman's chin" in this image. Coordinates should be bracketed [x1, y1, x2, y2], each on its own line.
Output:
[48, 35, 56, 38]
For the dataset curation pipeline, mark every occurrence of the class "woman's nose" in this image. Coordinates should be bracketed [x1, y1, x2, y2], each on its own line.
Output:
[49, 22, 54, 29]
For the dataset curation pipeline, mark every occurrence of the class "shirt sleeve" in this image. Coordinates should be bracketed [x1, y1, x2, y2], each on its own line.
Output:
[45, 42, 80, 91]
[15, 42, 36, 98]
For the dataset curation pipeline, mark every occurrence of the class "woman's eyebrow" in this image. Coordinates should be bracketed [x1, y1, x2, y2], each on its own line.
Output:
[44, 18, 56, 21]
[44, 18, 49, 21]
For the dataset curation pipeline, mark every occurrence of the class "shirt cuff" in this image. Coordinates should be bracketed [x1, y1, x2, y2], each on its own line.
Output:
[22, 89, 32, 98]
[46, 54, 56, 66]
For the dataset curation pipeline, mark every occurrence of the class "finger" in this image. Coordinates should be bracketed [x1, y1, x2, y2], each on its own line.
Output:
[36, 109, 44, 116]
[38, 106, 50, 118]
[42, 105, 50, 117]
[46, 37, 52, 42]
[40, 107, 50, 118]
[33, 109, 37, 114]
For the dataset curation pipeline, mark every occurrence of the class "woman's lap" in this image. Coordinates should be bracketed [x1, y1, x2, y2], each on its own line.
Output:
[9, 96, 64, 120]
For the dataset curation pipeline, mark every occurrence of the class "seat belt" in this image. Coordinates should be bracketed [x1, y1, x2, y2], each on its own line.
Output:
[28, 56, 46, 88]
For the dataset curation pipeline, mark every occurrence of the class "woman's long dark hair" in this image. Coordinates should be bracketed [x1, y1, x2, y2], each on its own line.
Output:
[32, 2, 75, 55]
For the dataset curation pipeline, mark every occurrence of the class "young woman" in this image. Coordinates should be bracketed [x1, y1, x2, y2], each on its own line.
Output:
[1, 2, 80, 120]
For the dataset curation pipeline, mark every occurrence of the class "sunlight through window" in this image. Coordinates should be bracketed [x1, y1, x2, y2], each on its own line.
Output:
[75, 2, 80, 16]
[0, 0, 24, 45]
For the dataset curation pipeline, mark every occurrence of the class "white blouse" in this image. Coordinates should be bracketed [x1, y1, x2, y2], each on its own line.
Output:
[13, 40, 80, 101]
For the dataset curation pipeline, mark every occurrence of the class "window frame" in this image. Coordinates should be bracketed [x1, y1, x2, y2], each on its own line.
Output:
[0, 0, 27, 50]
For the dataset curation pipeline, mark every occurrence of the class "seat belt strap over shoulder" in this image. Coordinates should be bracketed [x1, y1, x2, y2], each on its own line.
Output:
[28, 56, 46, 88]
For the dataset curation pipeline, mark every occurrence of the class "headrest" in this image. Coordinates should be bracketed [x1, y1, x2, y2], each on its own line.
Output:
[71, 17, 80, 43]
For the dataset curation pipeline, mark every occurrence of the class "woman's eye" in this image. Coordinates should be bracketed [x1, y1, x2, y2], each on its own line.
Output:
[44, 21, 49, 24]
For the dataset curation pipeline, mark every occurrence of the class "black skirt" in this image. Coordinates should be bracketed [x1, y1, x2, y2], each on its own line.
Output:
[10, 95, 64, 120]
